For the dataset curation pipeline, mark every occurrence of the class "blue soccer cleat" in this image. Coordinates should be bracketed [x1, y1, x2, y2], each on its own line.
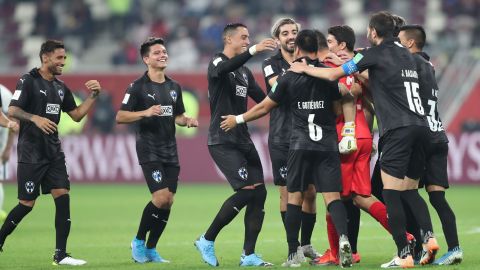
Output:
[239, 253, 273, 267]
[131, 237, 148, 263]
[194, 234, 219, 266]
[145, 248, 170, 263]
[433, 246, 463, 265]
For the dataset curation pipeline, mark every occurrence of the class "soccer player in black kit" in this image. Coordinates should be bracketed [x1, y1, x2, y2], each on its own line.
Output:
[0, 40, 101, 265]
[116, 37, 198, 264]
[289, 12, 439, 268]
[221, 29, 353, 268]
[194, 23, 276, 267]
[262, 18, 321, 260]
[398, 24, 463, 265]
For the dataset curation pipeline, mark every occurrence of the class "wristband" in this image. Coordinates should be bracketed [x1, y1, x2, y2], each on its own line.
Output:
[235, 114, 245, 124]
[248, 45, 257, 55]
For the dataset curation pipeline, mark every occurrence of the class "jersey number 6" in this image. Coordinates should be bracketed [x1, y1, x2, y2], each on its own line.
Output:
[308, 114, 323, 141]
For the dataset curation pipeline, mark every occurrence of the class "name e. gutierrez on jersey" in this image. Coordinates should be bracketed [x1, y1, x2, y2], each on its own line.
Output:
[298, 100, 324, 110]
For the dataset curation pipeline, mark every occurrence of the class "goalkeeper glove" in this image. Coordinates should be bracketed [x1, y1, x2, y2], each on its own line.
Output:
[338, 121, 357, 154]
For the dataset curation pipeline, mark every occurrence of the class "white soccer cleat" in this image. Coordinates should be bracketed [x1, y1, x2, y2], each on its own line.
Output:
[281, 247, 305, 267]
[301, 244, 321, 260]
[380, 255, 414, 268]
[53, 255, 87, 266]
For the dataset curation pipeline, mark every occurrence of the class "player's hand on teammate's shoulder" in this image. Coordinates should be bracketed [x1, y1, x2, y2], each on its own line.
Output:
[85, 80, 101, 97]
[31, 115, 57, 134]
[143, 105, 162, 118]
[289, 58, 307, 73]
[186, 117, 199, 128]
[7, 120, 19, 133]
[255, 38, 277, 53]
[220, 115, 237, 132]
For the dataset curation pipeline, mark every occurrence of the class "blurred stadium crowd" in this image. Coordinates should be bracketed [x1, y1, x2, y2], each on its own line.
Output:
[0, 0, 479, 72]
[0, 0, 479, 135]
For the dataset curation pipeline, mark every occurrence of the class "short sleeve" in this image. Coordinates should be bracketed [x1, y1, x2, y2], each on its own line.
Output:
[61, 85, 78, 112]
[9, 75, 32, 109]
[262, 57, 282, 81]
[119, 83, 138, 111]
[174, 87, 186, 116]
[268, 73, 290, 105]
[341, 48, 378, 75]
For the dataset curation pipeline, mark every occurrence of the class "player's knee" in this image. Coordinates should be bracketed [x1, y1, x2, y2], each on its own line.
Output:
[151, 193, 174, 208]
[19, 199, 35, 208]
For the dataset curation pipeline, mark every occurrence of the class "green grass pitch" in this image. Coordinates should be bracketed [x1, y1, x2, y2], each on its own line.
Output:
[0, 183, 478, 269]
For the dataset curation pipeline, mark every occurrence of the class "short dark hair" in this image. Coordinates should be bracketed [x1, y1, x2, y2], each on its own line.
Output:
[223, 23, 247, 41]
[271, 18, 299, 38]
[140, 37, 165, 58]
[314, 30, 328, 50]
[39, 40, 64, 61]
[295, 29, 318, 53]
[369, 11, 395, 38]
[399, 24, 426, 49]
[327, 25, 356, 51]
[392, 14, 407, 36]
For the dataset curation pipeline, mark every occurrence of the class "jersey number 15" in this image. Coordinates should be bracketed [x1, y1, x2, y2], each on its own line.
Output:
[404, 82, 424, 115]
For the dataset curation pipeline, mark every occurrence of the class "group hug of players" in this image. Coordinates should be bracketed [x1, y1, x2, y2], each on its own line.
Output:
[195, 11, 463, 268]
[0, 9, 463, 269]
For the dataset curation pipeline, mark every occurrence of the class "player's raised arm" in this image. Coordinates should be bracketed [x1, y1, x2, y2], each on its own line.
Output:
[290, 58, 346, 81]
[211, 37, 276, 77]
[220, 96, 278, 132]
[67, 80, 101, 122]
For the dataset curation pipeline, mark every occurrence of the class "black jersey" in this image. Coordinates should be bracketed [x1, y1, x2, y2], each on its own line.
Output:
[262, 51, 292, 145]
[413, 52, 448, 144]
[345, 37, 428, 136]
[269, 58, 342, 151]
[120, 72, 185, 164]
[207, 51, 266, 145]
[9, 68, 77, 163]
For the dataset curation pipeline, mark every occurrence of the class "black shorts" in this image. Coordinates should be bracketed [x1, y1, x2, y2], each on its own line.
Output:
[419, 142, 449, 188]
[17, 157, 70, 201]
[269, 142, 289, 186]
[380, 126, 428, 180]
[208, 144, 264, 190]
[141, 162, 180, 193]
[287, 150, 342, 193]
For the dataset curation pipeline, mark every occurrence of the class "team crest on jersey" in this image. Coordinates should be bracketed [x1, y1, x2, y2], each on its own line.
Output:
[25, 181, 35, 194]
[238, 167, 248, 180]
[58, 89, 64, 101]
[152, 170, 162, 183]
[279, 166, 288, 179]
[170, 90, 177, 102]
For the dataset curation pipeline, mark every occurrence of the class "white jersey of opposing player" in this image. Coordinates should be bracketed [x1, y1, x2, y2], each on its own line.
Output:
[0, 84, 13, 180]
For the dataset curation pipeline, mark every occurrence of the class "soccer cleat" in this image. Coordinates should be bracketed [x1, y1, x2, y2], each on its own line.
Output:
[281, 247, 305, 267]
[194, 234, 219, 266]
[338, 235, 353, 268]
[310, 249, 338, 266]
[52, 253, 87, 266]
[131, 237, 148, 263]
[352, 252, 361, 264]
[433, 246, 463, 265]
[239, 253, 273, 267]
[145, 248, 170, 263]
[380, 255, 414, 268]
[301, 244, 321, 260]
[419, 236, 439, 265]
